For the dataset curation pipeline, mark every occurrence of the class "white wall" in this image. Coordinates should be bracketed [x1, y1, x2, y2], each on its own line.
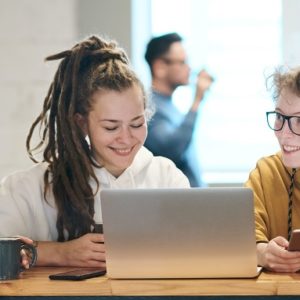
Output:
[0, 0, 134, 179]
[77, 0, 132, 56]
[0, 0, 77, 179]
[0, 0, 299, 180]
[282, 0, 300, 67]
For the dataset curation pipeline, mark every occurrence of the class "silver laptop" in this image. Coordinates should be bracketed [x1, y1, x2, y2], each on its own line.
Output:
[100, 187, 259, 279]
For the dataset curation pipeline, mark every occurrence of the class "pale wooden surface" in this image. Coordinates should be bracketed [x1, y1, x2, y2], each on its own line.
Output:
[1, 267, 300, 296]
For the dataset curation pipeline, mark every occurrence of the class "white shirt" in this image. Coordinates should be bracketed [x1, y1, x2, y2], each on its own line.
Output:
[0, 147, 189, 240]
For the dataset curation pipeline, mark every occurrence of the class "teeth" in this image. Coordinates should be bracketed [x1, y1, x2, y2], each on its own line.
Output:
[113, 148, 131, 154]
[283, 145, 300, 152]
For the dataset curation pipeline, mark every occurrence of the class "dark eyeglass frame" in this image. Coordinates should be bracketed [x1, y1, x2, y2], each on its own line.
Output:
[266, 111, 300, 136]
[160, 57, 188, 66]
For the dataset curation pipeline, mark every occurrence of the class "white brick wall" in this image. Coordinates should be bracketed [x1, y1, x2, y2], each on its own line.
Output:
[0, 0, 134, 180]
[0, 0, 77, 179]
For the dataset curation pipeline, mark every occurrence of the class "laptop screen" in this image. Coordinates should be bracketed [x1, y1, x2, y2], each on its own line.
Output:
[100, 187, 258, 279]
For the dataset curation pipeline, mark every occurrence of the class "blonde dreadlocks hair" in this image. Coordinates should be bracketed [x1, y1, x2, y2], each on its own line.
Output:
[26, 35, 147, 241]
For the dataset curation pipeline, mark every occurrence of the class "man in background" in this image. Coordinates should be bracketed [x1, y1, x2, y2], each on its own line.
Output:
[144, 32, 213, 187]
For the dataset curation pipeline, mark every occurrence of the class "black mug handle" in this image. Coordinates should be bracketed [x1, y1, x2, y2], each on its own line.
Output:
[93, 223, 103, 234]
[20, 242, 37, 271]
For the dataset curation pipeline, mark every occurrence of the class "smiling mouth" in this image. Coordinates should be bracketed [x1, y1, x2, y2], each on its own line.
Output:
[109, 146, 134, 155]
[283, 145, 300, 153]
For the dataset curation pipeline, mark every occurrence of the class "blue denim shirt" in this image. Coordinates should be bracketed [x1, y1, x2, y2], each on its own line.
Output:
[145, 90, 203, 187]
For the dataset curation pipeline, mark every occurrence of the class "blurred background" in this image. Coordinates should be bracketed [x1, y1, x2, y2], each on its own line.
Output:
[0, 0, 299, 186]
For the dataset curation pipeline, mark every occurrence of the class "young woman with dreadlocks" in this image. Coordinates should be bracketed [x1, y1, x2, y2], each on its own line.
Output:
[245, 66, 300, 272]
[0, 35, 189, 267]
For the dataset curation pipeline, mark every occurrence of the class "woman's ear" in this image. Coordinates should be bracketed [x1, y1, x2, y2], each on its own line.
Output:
[74, 113, 88, 135]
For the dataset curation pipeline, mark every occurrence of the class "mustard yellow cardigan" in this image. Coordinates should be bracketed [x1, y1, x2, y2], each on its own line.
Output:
[245, 152, 300, 242]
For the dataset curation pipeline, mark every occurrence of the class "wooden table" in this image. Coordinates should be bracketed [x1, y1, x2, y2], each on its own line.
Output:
[2, 267, 300, 299]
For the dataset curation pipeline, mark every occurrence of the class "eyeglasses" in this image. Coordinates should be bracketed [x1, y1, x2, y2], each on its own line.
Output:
[161, 57, 188, 66]
[266, 111, 300, 136]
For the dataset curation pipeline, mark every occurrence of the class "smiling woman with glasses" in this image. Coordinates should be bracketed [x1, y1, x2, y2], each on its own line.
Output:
[245, 66, 300, 273]
[266, 111, 300, 136]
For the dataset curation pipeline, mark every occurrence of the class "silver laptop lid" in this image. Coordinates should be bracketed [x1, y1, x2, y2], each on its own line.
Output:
[101, 187, 257, 279]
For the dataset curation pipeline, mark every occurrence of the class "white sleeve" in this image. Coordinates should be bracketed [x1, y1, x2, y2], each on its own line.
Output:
[0, 174, 34, 236]
[0, 166, 53, 240]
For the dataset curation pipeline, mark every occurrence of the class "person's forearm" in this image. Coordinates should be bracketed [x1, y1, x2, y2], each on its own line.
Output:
[256, 242, 267, 267]
[147, 111, 198, 159]
[191, 91, 204, 112]
[36, 241, 68, 266]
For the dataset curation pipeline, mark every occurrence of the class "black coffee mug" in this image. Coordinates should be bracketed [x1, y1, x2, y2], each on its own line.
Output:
[0, 237, 37, 280]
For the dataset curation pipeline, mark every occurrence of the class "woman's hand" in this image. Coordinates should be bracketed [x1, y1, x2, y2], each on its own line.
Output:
[62, 233, 106, 267]
[36, 233, 105, 267]
[257, 236, 300, 272]
[18, 236, 36, 269]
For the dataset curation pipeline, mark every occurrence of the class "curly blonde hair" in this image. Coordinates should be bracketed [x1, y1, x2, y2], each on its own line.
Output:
[268, 66, 300, 102]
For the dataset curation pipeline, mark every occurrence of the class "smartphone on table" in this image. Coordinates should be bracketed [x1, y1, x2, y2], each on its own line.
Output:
[49, 267, 106, 280]
[288, 229, 300, 251]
